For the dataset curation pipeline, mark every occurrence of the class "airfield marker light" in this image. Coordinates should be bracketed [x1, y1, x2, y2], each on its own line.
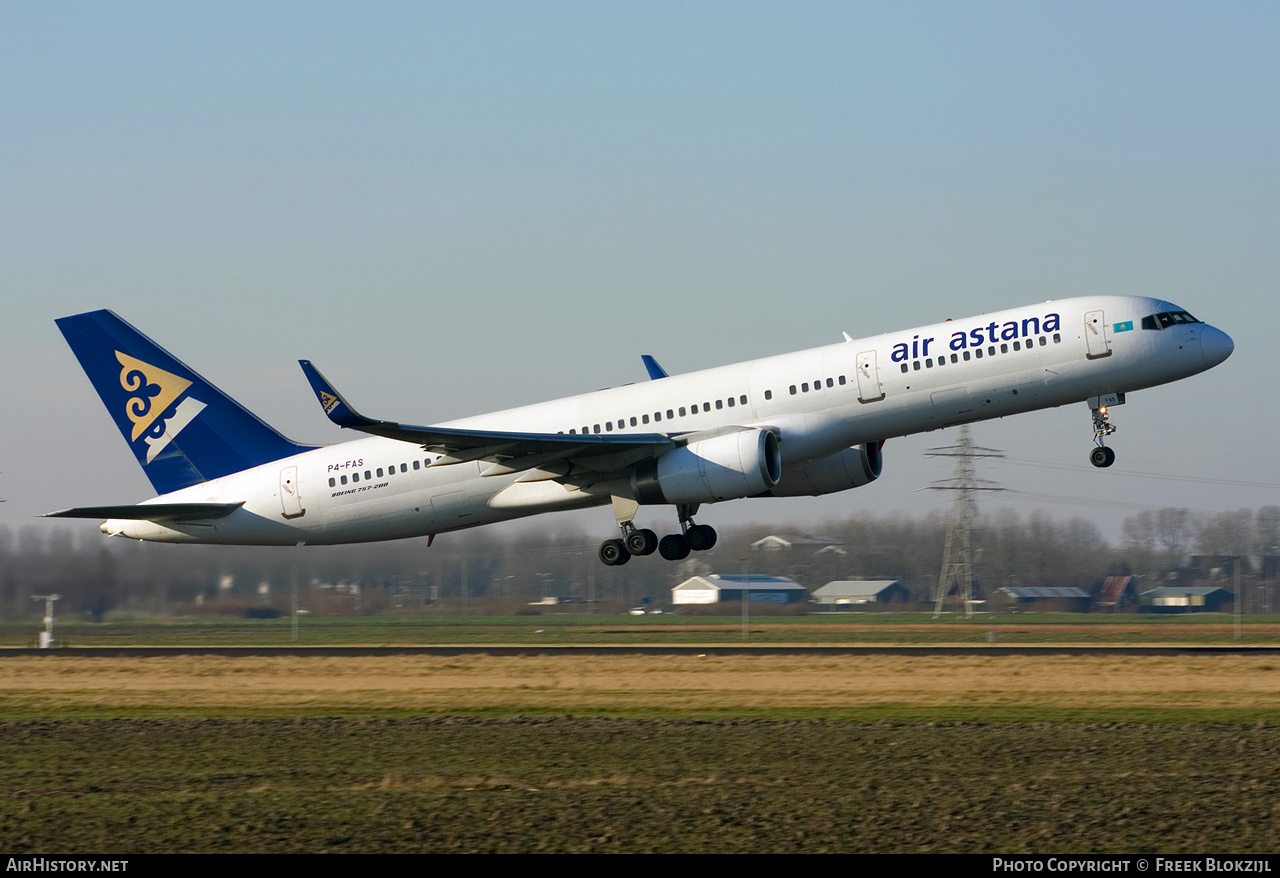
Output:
[32, 594, 61, 649]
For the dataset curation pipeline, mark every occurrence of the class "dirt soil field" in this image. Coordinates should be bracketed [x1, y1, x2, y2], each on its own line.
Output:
[4, 653, 1280, 717]
[4, 654, 1280, 853]
[3, 717, 1279, 853]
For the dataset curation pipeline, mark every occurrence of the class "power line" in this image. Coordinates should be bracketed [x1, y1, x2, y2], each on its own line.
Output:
[1000, 456, 1280, 492]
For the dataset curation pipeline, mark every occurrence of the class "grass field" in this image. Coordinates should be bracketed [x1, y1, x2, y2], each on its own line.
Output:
[4, 623, 1280, 852]
[5, 611, 1280, 647]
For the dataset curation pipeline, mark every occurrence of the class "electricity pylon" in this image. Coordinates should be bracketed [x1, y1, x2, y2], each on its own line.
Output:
[927, 425, 1004, 617]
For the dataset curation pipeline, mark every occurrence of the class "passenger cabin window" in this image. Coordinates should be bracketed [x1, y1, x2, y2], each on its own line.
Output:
[329, 478, 336, 487]
[764, 390, 772, 400]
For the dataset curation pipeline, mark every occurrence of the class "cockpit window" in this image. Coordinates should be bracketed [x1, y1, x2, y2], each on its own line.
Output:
[1141, 310, 1202, 330]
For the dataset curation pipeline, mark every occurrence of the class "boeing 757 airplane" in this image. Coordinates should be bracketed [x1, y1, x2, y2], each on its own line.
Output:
[48, 297, 1232, 565]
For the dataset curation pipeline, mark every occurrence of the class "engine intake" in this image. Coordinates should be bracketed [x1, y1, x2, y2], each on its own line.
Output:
[632, 429, 782, 505]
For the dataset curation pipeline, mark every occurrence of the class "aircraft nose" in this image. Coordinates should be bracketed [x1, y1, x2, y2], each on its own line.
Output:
[1200, 325, 1234, 368]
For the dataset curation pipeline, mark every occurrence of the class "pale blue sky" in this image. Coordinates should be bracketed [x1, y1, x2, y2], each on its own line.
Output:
[2, 2, 1277, 541]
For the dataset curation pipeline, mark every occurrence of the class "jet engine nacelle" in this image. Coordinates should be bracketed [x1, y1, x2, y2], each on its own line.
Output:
[767, 441, 883, 497]
[632, 428, 782, 505]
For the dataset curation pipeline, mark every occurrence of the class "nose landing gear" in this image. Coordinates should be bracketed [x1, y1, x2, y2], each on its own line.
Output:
[1089, 396, 1121, 468]
[1089, 444, 1116, 468]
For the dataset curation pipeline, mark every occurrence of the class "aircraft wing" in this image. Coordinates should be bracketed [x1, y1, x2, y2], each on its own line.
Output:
[44, 502, 246, 521]
[298, 361, 676, 472]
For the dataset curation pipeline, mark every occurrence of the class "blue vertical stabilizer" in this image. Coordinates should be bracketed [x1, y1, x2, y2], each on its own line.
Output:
[56, 310, 317, 494]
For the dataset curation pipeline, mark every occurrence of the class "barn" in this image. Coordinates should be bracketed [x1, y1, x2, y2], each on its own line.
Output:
[994, 586, 1092, 613]
[672, 574, 808, 605]
[1140, 586, 1234, 614]
[811, 580, 910, 606]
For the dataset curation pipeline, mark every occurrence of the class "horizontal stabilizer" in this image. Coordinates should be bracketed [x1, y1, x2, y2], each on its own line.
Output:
[44, 502, 245, 522]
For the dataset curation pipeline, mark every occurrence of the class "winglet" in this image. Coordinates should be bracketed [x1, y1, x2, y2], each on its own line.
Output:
[298, 361, 381, 430]
[641, 354, 669, 380]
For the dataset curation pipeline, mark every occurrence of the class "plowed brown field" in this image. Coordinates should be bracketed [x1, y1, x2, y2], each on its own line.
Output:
[4, 654, 1279, 853]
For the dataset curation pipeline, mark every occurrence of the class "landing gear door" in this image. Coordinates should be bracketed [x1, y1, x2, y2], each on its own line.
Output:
[280, 466, 305, 519]
[856, 351, 885, 403]
[1085, 310, 1112, 359]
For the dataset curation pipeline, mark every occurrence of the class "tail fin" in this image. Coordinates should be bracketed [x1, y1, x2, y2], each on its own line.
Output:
[56, 310, 317, 494]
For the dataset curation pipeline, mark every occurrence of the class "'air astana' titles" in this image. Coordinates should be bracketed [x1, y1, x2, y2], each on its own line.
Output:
[891, 312, 1061, 363]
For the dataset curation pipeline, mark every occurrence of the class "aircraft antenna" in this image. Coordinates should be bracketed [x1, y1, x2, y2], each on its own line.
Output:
[925, 425, 1004, 618]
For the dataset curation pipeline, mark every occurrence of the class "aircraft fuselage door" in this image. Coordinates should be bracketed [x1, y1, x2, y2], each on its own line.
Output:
[280, 466, 305, 519]
[856, 351, 885, 403]
[1085, 310, 1111, 359]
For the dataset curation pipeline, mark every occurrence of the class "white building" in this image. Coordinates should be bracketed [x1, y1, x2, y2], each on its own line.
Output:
[672, 574, 808, 605]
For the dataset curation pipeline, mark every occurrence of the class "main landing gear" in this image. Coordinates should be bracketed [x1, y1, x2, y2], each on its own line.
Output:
[598, 503, 717, 567]
[1089, 403, 1117, 468]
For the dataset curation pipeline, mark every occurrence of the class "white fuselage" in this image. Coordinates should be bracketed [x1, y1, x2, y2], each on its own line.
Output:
[108, 295, 1230, 545]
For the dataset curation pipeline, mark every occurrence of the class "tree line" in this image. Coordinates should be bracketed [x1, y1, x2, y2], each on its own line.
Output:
[1, 505, 1277, 619]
